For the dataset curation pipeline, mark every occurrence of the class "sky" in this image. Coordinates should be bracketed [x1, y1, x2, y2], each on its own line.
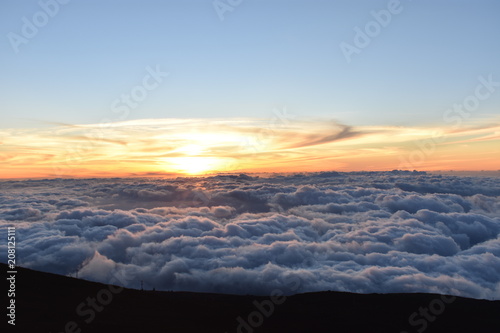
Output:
[0, 0, 499, 178]
[1, 0, 500, 305]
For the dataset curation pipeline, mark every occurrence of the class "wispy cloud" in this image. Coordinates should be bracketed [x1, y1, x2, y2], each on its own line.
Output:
[0, 117, 499, 178]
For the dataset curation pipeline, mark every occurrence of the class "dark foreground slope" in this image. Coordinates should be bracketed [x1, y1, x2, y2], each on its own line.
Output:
[3, 263, 499, 333]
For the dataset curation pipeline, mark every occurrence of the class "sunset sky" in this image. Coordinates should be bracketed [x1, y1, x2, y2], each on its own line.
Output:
[2, 0, 500, 310]
[1, 0, 499, 178]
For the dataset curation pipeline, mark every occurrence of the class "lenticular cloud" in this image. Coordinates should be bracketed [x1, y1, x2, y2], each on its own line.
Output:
[1, 171, 500, 299]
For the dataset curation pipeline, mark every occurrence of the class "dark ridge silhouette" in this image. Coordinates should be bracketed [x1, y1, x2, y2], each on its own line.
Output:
[3, 263, 499, 333]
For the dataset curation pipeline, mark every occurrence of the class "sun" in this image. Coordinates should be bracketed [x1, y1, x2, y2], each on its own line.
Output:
[160, 133, 247, 175]
[163, 144, 231, 175]
[171, 156, 222, 175]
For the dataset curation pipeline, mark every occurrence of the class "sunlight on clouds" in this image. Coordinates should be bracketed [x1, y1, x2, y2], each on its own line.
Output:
[2, 173, 499, 298]
[0, 117, 498, 178]
[165, 156, 229, 175]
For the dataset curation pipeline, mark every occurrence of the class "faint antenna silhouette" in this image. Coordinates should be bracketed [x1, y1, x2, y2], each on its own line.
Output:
[73, 254, 93, 279]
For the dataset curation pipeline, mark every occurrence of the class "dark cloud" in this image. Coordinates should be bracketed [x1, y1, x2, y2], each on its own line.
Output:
[0, 172, 499, 299]
[281, 123, 363, 149]
[0, 207, 43, 221]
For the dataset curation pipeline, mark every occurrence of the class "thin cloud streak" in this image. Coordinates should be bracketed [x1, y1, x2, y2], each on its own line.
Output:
[0, 117, 499, 178]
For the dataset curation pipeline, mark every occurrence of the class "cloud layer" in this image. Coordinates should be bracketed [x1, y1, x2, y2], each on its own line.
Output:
[1, 171, 500, 299]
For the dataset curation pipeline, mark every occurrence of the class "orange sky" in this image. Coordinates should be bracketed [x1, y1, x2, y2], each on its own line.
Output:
[0, 117, 499, 179]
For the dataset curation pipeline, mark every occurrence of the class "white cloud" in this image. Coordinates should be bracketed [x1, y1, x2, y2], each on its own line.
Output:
[1, 172, 499, 299]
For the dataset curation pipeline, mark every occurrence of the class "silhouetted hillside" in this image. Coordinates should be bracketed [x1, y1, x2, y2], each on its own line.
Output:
[3, 263, 499, 332]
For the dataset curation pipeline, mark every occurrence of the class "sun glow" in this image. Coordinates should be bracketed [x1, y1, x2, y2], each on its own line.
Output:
[162, 135, 247, 175]
[170, 156, 224, 175]
[1, 118, 499, 179]
[164, 144, 220, 175]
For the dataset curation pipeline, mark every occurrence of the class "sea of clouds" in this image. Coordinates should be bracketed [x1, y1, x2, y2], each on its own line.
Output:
[1, 171, 499, 299]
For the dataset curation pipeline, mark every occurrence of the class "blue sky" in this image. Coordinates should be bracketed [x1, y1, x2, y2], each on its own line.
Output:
[1, 0, 499, 129]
